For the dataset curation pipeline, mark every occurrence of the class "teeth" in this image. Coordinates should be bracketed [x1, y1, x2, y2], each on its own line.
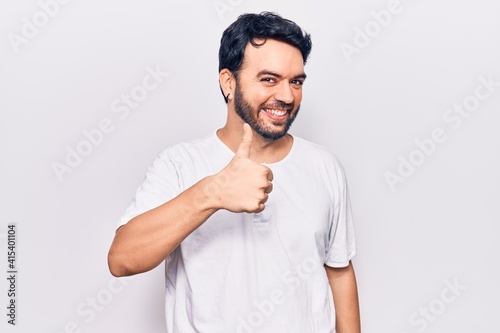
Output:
[266, 108, 287, 116]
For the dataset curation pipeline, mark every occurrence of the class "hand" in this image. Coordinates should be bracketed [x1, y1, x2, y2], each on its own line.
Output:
[212, 123, 273, 213]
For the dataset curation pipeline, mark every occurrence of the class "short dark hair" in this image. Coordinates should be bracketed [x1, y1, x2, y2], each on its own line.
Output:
[218, 12, 312, 103]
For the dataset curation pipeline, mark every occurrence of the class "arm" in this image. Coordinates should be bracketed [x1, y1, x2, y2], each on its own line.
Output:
[325, 261, 361, 333]
[108, 176, 219, 277]
[108, 123, 272, 277]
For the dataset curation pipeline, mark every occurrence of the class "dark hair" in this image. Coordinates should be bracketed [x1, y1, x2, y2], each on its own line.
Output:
[218, 12, 312, 103]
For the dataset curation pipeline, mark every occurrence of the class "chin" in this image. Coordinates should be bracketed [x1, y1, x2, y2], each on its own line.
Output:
[255, 127, 289, 141]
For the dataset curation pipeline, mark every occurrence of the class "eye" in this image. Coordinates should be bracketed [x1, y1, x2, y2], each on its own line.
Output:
[261, 77, 276, 83]
[291, 79, 304, 86]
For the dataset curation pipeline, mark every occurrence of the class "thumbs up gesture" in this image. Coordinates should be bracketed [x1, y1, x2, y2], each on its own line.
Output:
[213, 123, 273, 213]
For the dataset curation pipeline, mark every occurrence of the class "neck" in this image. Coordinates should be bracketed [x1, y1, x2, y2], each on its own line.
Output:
[217, 114, 293, 164]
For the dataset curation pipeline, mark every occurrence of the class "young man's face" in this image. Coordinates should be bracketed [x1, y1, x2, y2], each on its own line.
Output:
[233, 39, 306, 141]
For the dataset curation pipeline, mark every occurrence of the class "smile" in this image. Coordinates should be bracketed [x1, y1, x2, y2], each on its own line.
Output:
[262, 107, 289, 120]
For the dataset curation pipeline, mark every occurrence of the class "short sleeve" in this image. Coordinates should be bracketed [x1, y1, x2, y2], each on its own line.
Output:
[324, 161, 357, 268]
[116, 151, 181, 230]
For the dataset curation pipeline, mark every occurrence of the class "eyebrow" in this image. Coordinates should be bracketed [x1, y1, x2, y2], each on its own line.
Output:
[257, 70, 307, 80]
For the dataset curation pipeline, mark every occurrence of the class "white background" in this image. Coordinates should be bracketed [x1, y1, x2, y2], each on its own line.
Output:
[1, 0, 499, 332]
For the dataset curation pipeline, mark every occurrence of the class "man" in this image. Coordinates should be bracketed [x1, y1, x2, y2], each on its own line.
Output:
[108, 12, 360, 333]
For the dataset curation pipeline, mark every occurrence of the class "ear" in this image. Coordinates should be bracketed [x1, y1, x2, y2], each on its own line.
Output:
[219, 69, 235, 102]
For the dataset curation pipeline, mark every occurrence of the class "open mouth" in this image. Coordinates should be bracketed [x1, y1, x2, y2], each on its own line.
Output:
[261, 107, 289, 121]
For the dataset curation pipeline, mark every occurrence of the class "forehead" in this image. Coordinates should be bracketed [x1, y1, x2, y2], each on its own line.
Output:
[240, 39, 305, 76]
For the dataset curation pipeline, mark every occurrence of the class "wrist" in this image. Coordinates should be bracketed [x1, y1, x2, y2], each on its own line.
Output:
[193, 175, 224, 211]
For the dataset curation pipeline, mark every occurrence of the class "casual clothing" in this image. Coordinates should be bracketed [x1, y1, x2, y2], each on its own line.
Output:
[118, 132, 356, 333]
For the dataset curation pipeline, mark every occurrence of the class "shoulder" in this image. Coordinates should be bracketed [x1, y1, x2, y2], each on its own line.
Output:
[292, 136, 344, 169]
[291, 137, 351, 205]
[290, 136, 350, 190]
[156, 133, 218, 162]
[150, 132, 232, 177]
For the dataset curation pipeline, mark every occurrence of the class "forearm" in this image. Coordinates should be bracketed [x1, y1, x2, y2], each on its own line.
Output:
[325, 262, 361, 333]
[108, 176, 219, 277]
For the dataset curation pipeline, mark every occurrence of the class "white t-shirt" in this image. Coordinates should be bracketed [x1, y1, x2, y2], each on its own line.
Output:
[118, 132, 357, 333]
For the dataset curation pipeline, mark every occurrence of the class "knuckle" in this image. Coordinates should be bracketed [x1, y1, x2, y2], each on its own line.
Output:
[249, 203, 261, 213]
[256, 203, 265, 213]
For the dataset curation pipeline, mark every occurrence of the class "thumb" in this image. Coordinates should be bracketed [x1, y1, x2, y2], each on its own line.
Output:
[235, 123, 253, 158]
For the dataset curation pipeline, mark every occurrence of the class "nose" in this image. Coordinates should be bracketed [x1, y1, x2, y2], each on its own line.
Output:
[274, 81, 294, 105]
